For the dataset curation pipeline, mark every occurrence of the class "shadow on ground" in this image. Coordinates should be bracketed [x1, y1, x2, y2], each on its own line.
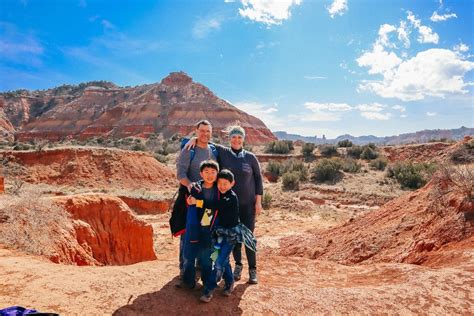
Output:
[113, 276, 250, 315]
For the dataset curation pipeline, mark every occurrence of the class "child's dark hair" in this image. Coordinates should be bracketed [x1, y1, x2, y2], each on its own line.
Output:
[217, 169, 234, 183]
[199, 160, 219, 172]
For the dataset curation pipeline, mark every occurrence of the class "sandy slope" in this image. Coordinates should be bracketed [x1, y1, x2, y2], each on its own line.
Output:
[1, 211, 473, 315]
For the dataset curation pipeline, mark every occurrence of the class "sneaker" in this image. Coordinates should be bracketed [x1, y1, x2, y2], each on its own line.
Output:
[175, 280, 195, 289]
[222, 282, 235, 297]
[200, 290, 214, 303]
[248, 269, 258, 284]
[233, 264, 243, 281]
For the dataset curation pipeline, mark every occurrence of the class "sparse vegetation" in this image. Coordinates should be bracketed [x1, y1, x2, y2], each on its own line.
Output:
[282, 159, 309, 181]
[266, 160, 283, 181]
[347, 145, 363, 159]
[301, 142, 316, 159]
[360, 146, 378, 160]
[264, 140, 294, 154]
[282, 171, 300, 191]
[342, 158, 361, 173]
[311, 158, 343, 183]
[0, 188, 72, 257]
[450, 139, 474, 164]
[262, 192, 272, 210]
[386, 161, 437, 189]
[337, 139, 353, 147]
[319, 145, 338, 157]
[369, 158, 388, 171]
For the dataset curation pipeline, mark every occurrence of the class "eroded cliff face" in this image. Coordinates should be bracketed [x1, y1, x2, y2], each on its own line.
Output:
[4, 72, 276, 144]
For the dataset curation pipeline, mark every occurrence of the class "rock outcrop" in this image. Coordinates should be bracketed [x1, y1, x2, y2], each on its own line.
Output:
[279, 171, 473, 267]
[52, 194, 157, 265]
[0, 147, 175, 190]
[3, 72, 276, 144]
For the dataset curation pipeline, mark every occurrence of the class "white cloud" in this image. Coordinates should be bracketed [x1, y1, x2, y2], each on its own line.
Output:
[304, 75, 327, 80]
[305, 102, 352, 112]
[426, 112, 437, 116]
[356, 43, 402, 76]
[238, 0, 302, 26]
[397, 21, 410, 48]
[233, 101, 284, 129]
[327, 0, 348, 18]
[378, 24, 397, 47]
[358, 48, 474, 101]
[192, 17, 222, 39]
[407, 11, 439, 44]
[400, 114, 407, 118]
[454, 42, 469, 53]
[392, 105, 406, 112]
[224, 0, 235, 2]
[101, 19, 115, 29]
[430, 11, 457, 22]
[356, 103, 386, 112]
[0, 22, 44, 67]
[360, 112, 392, 120]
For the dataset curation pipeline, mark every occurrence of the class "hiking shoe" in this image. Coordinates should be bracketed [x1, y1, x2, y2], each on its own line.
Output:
[233, 264, 243, 281]
[248, 269, 258, 284]
[175, 280, 195, 289]
[200, 290, 214, 303]
[222, 282, 235, 296]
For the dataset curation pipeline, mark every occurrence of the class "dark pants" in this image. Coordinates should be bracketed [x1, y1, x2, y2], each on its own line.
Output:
[182, 226, 213, 288]
[232, 203, 256, 270]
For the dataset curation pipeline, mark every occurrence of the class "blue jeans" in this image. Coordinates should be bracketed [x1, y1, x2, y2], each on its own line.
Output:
[205, 238, 235, 294]
[182, 226, 213, 288]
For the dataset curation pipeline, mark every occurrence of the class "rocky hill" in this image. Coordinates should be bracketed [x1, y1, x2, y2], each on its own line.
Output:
[275, 126, 474, 145]
[0, 72, 276, 144]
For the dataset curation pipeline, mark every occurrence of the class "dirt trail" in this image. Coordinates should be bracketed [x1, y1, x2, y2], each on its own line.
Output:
[1, 211, 473, 315]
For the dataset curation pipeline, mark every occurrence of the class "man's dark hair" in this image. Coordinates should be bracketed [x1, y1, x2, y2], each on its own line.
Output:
[199, 159, 219, 172]
[196, 119, 212, 129]
[217, 169, 234, 183]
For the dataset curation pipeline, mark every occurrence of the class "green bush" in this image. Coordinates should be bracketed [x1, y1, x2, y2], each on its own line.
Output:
[369, 158, 388, 171]
[347, 145, 363, 159]
[132, 143, 146, 151]
[319, 145, 338, 157]
[301, 142, 316, 157]
[337, 139, 353, 147]
[360, 146, 378, 160]
[450, 140, 474, 164]
[342, 158, 361, 173]
[386, 162, 437, 189]
[262, 192, 272, 210]
[154, 153, 169, 163]
[282, 159, 309, 181]
[266, 160, 283, 181]
[282, 171, 300, 191]
[264, 141, 292, 154]
[311, 158, 343, 183]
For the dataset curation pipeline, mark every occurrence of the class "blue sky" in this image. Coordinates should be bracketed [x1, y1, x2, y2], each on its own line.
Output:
[1, 0, 473, 137]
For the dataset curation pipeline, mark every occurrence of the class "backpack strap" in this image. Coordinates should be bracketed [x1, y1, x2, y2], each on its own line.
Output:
[210, 190, 220, 230]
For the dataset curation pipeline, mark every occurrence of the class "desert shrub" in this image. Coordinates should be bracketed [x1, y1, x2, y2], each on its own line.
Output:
[265, 140, 292, 154]
[337, 139, 353, 147]
[311, 158, 343, 183]
[132, 143, 146, 152]
[282, 171, 300, 191]
[342, 158, 361, 173]
[347, 145, 363, 159]
[0, 189, 72, 256]
[450, 139, 474, 164]
[301, 142, 316, 158]
[266, 160, 283, 181]
[13, 143, 31, 151]
[387, 161, 437, 189]
[154, 153, 169, 163]
[282, 159, 309, 181]
[262, 192, 272, 210]
[370, 158, 388, 171]
[360, 146, 378, 160]
[319, 145, 338, 157]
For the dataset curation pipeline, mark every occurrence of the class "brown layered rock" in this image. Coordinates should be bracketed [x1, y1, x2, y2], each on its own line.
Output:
[52, 194, 156, 265]
[279, 171, 473, 267]
[0, 176, 4, 193]
[6, 72, 276, 144]
[0, 147, 175, 190]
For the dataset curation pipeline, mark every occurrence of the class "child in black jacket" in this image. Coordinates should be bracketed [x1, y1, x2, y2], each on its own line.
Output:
[200, 169, 240, 303]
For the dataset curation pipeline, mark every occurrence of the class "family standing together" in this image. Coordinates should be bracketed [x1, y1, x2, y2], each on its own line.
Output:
[169, 120, 263, 303]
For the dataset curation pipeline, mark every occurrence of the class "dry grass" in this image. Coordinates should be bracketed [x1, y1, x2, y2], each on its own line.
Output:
[0, 187, 72, 256]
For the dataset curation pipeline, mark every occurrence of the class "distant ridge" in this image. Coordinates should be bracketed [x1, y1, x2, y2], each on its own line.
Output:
[274, 126, 474, 145]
